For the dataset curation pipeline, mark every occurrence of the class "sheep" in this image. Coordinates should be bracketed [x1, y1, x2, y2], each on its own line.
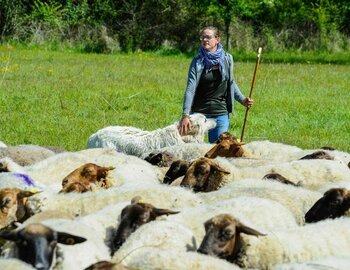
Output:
[0, 223, 86, 270]
[0, 188, 38, 230]
[214, 157, 350, 191]
[26, 183, 203, 218]
[180, 157, 231, 192]
[299, 150, 334, 160]
[305, 188, 350, 223]
[272, 256, 350, 270]
[87, 113, 216, 157]
[144, 142, 214, 161]
[262, 172, 301, 187]
[0, 258, 36, 270]
[197, 214, 350, 269]
[198, 178, 322, 225]
[205, 133, 244, 159]
[197, 214, 266, 263]
[0, 145, 57, 166]
[59, 163, 115, 193]
[163, 159, 190, 184]
[166, 196, 298, 242]
[144, 151, 174, 167]
[111, 196, 179, 253]
[116, 249, 241, 270]
[84, 260, 135, 270]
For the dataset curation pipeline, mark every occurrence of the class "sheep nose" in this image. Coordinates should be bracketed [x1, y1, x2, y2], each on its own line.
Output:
[35, 262, 49, 270]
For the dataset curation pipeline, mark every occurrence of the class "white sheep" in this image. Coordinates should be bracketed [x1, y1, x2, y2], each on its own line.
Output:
[26, 183, 203, 217]
[0, 258, 36, 270]
[272, 256, 350, 270]
[142, 142, 214, 161]
[0, 145, 57, 166]
[215, 157, 350, 191]
[198, 178, 322, 225]
[87, 113, 216, 157]
[167, 196, 297, 242]
[235, 217, 350, 269]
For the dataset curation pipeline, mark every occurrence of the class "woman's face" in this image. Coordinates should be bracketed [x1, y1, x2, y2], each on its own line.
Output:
[200, 29, 220, 52]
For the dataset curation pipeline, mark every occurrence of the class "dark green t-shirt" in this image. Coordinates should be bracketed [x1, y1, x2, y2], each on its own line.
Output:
[191, 67, 228, 117]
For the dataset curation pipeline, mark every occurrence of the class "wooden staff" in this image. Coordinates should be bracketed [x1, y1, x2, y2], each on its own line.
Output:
[240, 47, 262, 143]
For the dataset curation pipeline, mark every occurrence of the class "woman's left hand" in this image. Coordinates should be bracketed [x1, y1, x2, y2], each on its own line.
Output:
[242, 97, 254, 108]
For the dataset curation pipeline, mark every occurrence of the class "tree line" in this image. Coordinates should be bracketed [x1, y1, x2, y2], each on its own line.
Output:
[0, 0, 349, 53]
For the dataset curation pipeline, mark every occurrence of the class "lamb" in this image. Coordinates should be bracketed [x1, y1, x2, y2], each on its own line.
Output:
[111, 196, 179, 253]
[0, 188, 38, 230]
[305, 188, 350, 223]
[197, 214, 350, 269]
[0, 223, 86, 270]
[144, 151, 174, 167]
[87, 113, 216, 157]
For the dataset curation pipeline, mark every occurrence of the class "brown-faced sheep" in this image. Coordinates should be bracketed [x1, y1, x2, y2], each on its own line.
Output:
[0, 188, 37, 230]
[180, 157, 230, 192]
[60, 163, 115, 193]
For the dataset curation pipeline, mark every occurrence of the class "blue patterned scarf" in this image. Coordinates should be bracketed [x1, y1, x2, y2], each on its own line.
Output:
[199, 43, 227, 81]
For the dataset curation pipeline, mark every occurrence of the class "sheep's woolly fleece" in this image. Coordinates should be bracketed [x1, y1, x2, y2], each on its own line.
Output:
[86, 113, 216, 157]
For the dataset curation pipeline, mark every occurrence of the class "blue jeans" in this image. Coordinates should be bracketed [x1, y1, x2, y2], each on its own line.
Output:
[207, 114, 230, 143]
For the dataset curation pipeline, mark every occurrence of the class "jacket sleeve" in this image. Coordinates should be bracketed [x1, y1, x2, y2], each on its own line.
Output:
[182, 58, 198, 114]
[228, 54, 245, 104]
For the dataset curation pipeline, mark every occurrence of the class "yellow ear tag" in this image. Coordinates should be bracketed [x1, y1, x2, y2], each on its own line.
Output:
[237, 139, 241, 143]
[28, 188, 41, 194]
[66, 238, 75, 245]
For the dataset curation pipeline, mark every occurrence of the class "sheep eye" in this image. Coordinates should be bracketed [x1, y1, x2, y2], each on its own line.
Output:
[220, 230, 234, 240]
[0, 198, 11, 208]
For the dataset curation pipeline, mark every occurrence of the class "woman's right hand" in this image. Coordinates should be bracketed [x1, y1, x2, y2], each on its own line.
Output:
[178, 116, 192, 135]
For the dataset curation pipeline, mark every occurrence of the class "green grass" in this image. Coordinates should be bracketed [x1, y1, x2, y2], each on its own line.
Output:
[0, 45, 349, 152]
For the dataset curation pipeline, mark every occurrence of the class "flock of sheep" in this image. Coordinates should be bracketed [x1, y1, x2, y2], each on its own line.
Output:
[0, 113, 349, 270]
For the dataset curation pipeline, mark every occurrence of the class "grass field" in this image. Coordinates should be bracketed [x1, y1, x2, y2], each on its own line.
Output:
[0, 45, 349, 152]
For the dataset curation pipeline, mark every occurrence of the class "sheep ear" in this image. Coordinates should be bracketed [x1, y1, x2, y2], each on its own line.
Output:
[0, 229, 18, 241]
[56, 232, 87, 245]
[237, 222, 266, 237]
[153, 208, 180, 217]
[131, 196, 143, 204]
[211, 164, 230, 175]
[17, 189, 39, 199]
[104, 166, 115, 171]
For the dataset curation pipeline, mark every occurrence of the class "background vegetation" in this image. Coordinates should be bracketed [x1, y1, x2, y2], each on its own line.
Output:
[0, 0, 350, 57]
[0, 46, 349, 152]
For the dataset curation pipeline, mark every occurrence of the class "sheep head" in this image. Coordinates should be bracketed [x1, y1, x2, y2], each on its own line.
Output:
[305, 188, 350, 223]
[180, 157, 230, 192]
[112, 196, 179, 253]
[0, 188, 37, 230]
[197, 214, 266, 262]
[163, 159, 190, 184]
[60, 163, 115, 193]
[0, 223, 86, 270]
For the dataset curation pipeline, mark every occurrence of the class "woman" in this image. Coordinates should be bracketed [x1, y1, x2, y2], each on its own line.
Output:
[178, 26, 253, 143]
